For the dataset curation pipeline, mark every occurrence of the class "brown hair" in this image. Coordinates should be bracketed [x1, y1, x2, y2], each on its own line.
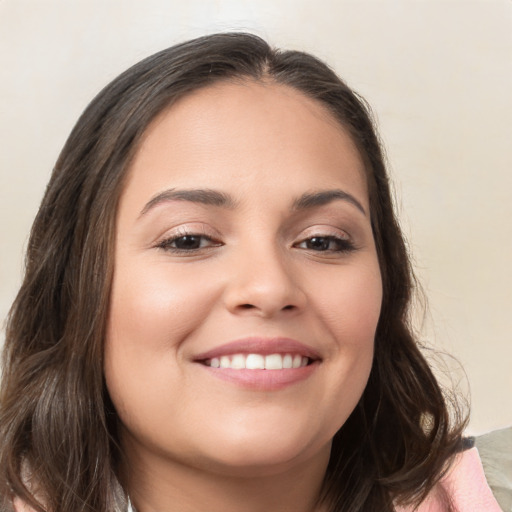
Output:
[0, 33, 466, 512]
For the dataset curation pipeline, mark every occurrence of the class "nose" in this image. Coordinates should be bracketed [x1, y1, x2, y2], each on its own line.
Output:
[223, 245, 307, 318]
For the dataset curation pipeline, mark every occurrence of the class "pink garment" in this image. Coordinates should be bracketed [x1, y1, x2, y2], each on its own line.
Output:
[396, 447, 502, 512]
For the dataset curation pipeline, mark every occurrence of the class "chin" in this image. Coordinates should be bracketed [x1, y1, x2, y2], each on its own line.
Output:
[195, 423, 332, 477]
[202, 444, 329, 479]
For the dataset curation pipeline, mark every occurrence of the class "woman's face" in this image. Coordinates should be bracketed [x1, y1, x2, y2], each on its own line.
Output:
[105, 81, 382, 477]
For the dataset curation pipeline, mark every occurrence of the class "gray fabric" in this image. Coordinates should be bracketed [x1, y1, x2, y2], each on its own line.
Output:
[475, 426, 512, 512]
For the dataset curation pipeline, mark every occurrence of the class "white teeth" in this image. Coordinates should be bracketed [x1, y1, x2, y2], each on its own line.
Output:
[231, 354, 246, 369]
[206, 353, 310, 369]
[245, 354, 265, 369]
[265, 354, 283, 370]
[283, 354, 293, 369]
[219, 356, 231, 368]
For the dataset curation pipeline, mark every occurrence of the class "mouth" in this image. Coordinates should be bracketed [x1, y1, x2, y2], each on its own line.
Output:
[193, 337, 321, 390]
[201, 353, 313, 369]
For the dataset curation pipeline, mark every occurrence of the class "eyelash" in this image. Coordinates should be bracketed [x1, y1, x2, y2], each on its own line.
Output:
[155, 231, 221, 254]
[155, 231, 356, 255]
[293, 235, 356, 254]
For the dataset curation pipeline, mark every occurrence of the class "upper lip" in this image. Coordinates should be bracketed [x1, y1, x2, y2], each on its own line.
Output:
[193, 337, 322, 362]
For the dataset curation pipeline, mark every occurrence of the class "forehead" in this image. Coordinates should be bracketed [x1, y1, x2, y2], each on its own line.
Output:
[123, 80, 368, 210]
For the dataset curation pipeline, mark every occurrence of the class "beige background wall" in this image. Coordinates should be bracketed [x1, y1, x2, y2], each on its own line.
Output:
[0, 0, 510, 434]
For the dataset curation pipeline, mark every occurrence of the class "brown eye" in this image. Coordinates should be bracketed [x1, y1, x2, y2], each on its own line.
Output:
[296, 236, 355, 253]
[173, 235, 203, 250]
[305, 237, 332, 251]
[157, 234, 221, 252]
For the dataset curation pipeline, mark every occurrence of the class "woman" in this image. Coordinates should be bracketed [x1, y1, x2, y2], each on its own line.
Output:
[0, 33, 500, 512]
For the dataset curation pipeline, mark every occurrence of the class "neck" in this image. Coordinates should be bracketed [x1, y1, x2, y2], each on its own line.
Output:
[122, 438, 331, 512]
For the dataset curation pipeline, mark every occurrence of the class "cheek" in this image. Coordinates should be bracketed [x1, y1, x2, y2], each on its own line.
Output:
[313, 260, 382, 343]
[103, 262, 222, 420]
[106, 260, 222, 353]
[307, 260, 381, 420]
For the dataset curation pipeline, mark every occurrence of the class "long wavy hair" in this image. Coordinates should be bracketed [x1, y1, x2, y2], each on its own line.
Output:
[0, 33, 466, 512]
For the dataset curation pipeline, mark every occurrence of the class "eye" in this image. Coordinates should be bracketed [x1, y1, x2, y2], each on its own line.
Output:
[295, 235, 355, 253]
[156, 233, 221, 253]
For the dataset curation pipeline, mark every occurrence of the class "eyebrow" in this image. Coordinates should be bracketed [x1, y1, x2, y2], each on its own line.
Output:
[139, 187, 366, 217]
[140, 188, 238, 216]
[292, 189, 366, 216]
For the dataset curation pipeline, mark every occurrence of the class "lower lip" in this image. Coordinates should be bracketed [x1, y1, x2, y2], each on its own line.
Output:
[197, 362, 319, 391]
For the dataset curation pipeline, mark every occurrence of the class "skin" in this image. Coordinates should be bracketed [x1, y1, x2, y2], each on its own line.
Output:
[104, 81, 383, 512]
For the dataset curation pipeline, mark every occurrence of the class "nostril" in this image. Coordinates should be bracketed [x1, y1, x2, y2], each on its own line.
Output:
[238, 303, 296, 312]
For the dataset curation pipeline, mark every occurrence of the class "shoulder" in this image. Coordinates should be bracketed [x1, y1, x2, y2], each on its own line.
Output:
[396, 435, 507, 512]
[436, 445, 503, 511]
[475, 426, 512, 512]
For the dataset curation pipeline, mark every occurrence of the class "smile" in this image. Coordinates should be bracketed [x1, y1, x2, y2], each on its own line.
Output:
[193, 337, 320, 390]
[204, 353, 311, 369]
